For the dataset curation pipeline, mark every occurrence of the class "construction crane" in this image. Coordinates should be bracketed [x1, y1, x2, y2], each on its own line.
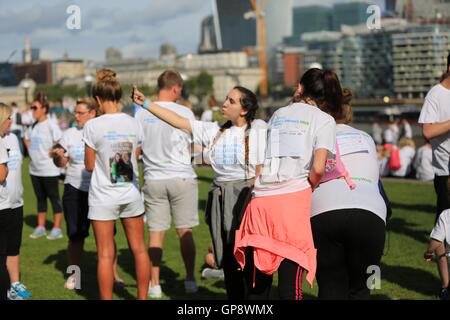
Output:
[247, 0, 269, 98]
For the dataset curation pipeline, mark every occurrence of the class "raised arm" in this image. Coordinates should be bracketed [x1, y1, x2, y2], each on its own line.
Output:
[132, 86, 192, 134]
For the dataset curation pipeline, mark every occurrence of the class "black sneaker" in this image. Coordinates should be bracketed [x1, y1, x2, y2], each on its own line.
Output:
[439, 288, 450, 300]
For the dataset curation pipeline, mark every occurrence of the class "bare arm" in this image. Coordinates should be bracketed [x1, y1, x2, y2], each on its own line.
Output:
[23, 138, 30, 154]
[309, 148, 328, 191]
[422, 121, 450, 140]
[0, 163, 8, 183]
[136, 147, 141, 160]
[133, 86, 192, 134]
[85, 145, 96, 172]
[255, 164, 263, 179]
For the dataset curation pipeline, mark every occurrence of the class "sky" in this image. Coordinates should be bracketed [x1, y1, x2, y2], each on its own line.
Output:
[0, 0, 384, 63]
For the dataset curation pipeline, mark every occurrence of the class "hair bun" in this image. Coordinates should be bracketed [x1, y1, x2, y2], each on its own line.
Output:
[342, 88, 353, 105]
[96, 69, 117, 82]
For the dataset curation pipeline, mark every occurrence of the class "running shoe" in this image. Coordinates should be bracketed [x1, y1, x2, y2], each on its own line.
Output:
[148, 284, 163, 299]
[7, 289, 24, 300]
[201, 267, 225, 279]
[46, 228, 63, 240]
[10, 282, 32, 298]
[184, 279, 198, 293]
[64, 275, 77, 290]
[29, 226, 46, 239]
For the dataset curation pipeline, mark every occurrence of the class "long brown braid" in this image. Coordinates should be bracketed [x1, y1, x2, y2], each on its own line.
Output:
[211, 86, 259, 179]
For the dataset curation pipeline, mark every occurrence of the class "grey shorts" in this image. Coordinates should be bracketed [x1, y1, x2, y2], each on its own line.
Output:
[143, 178, 199, 231]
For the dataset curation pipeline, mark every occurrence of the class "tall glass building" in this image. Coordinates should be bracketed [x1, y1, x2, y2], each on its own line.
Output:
[213, 0, 256, 51]
[292, 5, 332, 38]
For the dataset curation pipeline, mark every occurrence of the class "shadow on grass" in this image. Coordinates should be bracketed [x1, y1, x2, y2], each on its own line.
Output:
[381, 263, 440, 297]
[24, 213, 55, 231]
[390, 202, 436, 214]
[117, 248, 228, 300]
[43, 249, 135, 300]
[386, 217, 430, 244]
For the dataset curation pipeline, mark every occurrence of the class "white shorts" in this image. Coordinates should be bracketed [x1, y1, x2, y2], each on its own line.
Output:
[88, 199, 145, 221]
[143, 178, 199, 231]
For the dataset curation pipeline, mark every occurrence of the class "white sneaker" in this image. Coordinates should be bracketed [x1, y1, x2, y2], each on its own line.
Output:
[64, 274, 77, 290]
[184, 280, 198, 293]
[148, 284, 163, 298]
[201, 268, 225, 279]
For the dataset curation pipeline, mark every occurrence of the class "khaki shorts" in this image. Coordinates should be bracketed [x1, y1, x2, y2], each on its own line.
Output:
[88, 199, 145, 221]
[143, 178, 199, 231]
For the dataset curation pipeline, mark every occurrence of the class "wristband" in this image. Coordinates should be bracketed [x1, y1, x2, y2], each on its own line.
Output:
[143, 98, 152, 110]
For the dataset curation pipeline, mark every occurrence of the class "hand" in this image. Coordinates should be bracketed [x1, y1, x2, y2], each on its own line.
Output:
[424, 251, 434, 261]
[50, 147, 65, 158]
[132, 85, 146, 106]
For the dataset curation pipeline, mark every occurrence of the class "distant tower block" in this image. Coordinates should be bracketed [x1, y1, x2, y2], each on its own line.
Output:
[24, 35, 32, 63]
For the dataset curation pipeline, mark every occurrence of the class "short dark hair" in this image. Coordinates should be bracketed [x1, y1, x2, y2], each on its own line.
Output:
[157, 70, 183, 92]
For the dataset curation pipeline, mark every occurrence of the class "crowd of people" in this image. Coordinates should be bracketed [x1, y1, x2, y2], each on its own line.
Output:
[0, 52, 449, 301]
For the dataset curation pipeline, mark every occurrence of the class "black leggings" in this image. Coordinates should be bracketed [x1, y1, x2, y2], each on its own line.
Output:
[30, 175, 62, 213]
[434, 175, 449, 223]
[242, 247, 305, 300]
[311, 209, 386, 300]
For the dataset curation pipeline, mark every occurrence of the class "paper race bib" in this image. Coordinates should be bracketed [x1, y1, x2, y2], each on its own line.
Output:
[337, 132, 369, 156]
[267, 118, 309, 158]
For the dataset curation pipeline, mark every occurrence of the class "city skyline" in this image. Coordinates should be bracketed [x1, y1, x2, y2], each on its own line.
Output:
[0, 0, 383, 63]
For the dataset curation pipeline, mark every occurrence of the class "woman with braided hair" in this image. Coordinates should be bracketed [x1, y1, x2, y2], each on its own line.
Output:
[133, 85, 267, 300]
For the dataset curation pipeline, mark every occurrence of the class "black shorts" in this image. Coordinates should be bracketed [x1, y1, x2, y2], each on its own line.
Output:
[0, 208, 21, 256]
[63, 184, 90, 241]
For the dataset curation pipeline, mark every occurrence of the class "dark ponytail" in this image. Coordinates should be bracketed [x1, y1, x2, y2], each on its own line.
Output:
[299, 68, 343, 120]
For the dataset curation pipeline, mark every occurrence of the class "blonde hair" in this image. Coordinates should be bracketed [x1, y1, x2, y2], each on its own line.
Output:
[76, 97, 99, 115]
[0, 103, 12, 125]
[398, 137, 416, 149]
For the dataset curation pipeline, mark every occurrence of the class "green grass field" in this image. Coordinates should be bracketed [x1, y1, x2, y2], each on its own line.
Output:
[17, 160, 442, 300]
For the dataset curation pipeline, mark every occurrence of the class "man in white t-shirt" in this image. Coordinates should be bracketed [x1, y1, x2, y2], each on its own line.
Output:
[135, 70, 198, 297]
[419, 53, 450, 222]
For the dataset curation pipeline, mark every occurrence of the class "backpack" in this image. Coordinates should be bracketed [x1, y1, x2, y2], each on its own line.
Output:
[388, 146, 401, 171]
[320, 142, 356, 190]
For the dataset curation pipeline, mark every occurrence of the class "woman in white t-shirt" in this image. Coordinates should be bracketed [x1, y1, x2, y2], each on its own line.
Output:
[24, 92, 63, 241]
[84, 70, 150, 300]
[234, 69, 338, 300]
[0, 105, 13, 300]
[311, 90, 390, 300]
[133, 85, 267, 300]
[0, 103, 31, 299]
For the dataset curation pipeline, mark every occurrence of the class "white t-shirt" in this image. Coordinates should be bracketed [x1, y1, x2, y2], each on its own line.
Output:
[3, 134, 23, 209]
[253, 103, 336, 197]
[25, 119, 62, 177]
[430, 209, 450, 251]
[200, 110, 213, 122]
[59, 127, 92, 192]
[311, 125, 387, 222]
[418, 84, 450, 176]
[135, 102, 196, 180]
[83, 113, 143, 207]
[414, 145, 434, 181]
[0, 139, 10, 211]
[391, 146, 416, 177]
[190, 119, 268, 181]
